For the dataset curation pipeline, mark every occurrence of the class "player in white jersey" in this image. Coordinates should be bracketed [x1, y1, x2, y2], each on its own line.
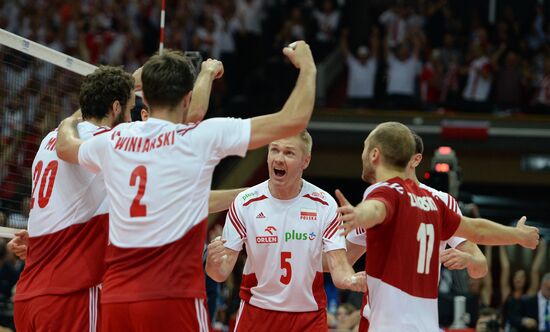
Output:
[10, 66, 135, 332]
[335, 122, 539, 332]
[206, 131, 366, 332]
[55, 42, 318, 331]
[344, 131, 487, 331]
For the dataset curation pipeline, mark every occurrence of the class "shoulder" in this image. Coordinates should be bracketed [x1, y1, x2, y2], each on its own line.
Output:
[302, 181, 335, 208]
[237, 182, 269, 208]
[363, 179, 405, 200]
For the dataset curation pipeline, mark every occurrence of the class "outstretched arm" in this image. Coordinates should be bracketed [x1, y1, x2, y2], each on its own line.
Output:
[336, 189, 386, 235]
[208, 188, 247, 214]
[454, 216, 539, 249]
[326, 249, 367, 292]
[205, 237, 240, 282]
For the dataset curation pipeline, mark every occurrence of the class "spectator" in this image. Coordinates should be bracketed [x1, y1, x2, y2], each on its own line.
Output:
[193, 15, 219, 59]
[475, 307, 500, 332]
[379, 4, 407, 48]
[493, 52, 526, 113]
[328, 303, 361, 331]
[461, 45, 497, 112]
[510, 272, 550, 332]
[383, 31, 422, 110]
[7, 198, 29, 229]
[341, 29, 378, 108]
[0, 213, 6, 227]
[530, 58, 550, 114]
[312, 0, 340, 60]
[420, 49, 444, 110]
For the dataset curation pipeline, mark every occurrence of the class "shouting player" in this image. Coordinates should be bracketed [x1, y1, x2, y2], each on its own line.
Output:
[206, 131, 366, 332]
[55, 41, 317, 331]
[336, 122, 539, 331]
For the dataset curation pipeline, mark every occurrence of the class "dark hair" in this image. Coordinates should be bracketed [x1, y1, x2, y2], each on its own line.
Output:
[368, 122, 415, 170]
[478, 307, 499, 318]
[142, 49, 195, 110]
[411, 131, 424, 154]
[79, 66, 134, 120]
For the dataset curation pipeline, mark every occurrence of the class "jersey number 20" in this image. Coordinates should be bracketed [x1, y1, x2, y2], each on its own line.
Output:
[30, 160, 59, 209]
[416, 223, 435, 274]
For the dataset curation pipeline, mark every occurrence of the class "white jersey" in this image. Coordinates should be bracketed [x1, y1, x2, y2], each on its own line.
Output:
[28, 122, 108, 236]
[78, 117, 250, 303]
[223, 180, 345, 312]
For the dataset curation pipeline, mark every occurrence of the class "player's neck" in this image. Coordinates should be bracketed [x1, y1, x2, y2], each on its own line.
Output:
[268, 179, 303, 200]
[85, 117, 112, 128]
[149, 108, 183, 124]
[376, 165, 406, 183]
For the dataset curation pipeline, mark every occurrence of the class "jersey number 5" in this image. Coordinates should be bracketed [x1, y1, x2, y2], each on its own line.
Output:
[129, 166, 147, 217]
[30, 160, 59, 209]
[416, 223, 435, 274]
[280, 251, 292, 285]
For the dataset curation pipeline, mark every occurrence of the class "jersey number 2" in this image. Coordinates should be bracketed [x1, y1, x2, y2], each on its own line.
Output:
[416, 223, 435, 274]
[280, 251, 292, 285]
[30, 160, 59, 209]
[129, 166, 147, 217]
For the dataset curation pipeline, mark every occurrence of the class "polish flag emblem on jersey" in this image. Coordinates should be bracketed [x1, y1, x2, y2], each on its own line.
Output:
[300, 208, 317, 220]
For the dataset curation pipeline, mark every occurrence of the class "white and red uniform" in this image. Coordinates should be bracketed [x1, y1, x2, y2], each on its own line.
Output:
[15, 122, 110, 332]
[223, 180, 345, 331]
[346, 177, 461, 332]
[78, 117, 250, 331]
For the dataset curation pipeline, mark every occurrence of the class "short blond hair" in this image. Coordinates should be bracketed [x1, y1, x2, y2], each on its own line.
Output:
[269, 130, 312, 155]
[368, 122, 415, 170]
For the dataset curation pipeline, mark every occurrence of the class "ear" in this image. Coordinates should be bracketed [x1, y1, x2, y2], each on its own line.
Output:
[411, 153, 423, 168]
[141, 109, 149, 121]
[111, 100, 122, 117]
[370, 147, 380, 163]
[303, 154, 311, 170]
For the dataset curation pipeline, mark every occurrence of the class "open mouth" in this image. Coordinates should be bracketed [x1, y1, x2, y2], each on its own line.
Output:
[273, 168, 286, 177]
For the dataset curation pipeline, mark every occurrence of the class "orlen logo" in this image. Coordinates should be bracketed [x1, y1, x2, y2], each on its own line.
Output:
[256, 226, 278, 244]
[284, 230, 316, 242]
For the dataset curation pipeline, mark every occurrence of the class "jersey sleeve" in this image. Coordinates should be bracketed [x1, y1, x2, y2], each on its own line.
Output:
[222, 200, 247, 251]
[321, 199, 346, 252]
[191, 117, 251, 161]
[364, 185, 398, 225]
[439, 201, 462, 241]
[78, 133, 109, 174]
[346, 228, 367, 247]
[447, 236, 466, 248]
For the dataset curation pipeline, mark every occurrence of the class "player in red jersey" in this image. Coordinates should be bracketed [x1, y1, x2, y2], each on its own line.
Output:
[55, 42, 317, 331]
[10, 66, 134, 332]
[206, 131, 366, 332]
[336, 122, 539, 331]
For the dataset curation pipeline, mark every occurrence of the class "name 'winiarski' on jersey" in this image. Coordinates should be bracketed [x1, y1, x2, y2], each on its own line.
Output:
[112, 130, 176, 152]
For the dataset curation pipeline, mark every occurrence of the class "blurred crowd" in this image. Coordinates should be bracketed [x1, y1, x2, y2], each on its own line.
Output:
[1, 0, 550, 331]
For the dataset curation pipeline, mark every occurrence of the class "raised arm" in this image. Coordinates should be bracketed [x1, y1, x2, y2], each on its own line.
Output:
[248, 41, 316, 150]
[208, 188, 247, 214]
[453, 216, 539, 249]
[205, 237, 240, 282]
[186, 59, 224, 123]
[527, 237, 546, 295]
[441, 240, 488, 279]
[56, 112, 83, 164]
[499, 245, 511, 302]
[325, 249, 366, 292]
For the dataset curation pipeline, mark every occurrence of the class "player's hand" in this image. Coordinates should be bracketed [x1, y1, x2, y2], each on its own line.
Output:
[201, 58, 224, 80]
[7, 230, 29, 260]
[515, 216, 539, 249]
[335, 189, 363, 236]
[343, 271, 367, 292]
[440, 248, 471, 270]
[207, 236, 228, 265]
[282, 41, 316, 71]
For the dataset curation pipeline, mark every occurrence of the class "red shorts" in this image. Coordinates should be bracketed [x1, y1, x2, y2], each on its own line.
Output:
[235, 301, 327, 332]
[101, 298, 209, 332]
[14, 286, 100, 332]
[358, 315, 370, 332]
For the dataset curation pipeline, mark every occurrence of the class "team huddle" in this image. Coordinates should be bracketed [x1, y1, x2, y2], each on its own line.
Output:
[7, 41, 540, 332]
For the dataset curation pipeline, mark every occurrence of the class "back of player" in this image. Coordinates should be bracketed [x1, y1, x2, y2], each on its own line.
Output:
[364, 177, 460, 331]
[14, 124, 109, 332]
[78, 117, 250, 330]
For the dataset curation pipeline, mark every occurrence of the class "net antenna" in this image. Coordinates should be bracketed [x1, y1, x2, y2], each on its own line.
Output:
[159, 0, 166, 55]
